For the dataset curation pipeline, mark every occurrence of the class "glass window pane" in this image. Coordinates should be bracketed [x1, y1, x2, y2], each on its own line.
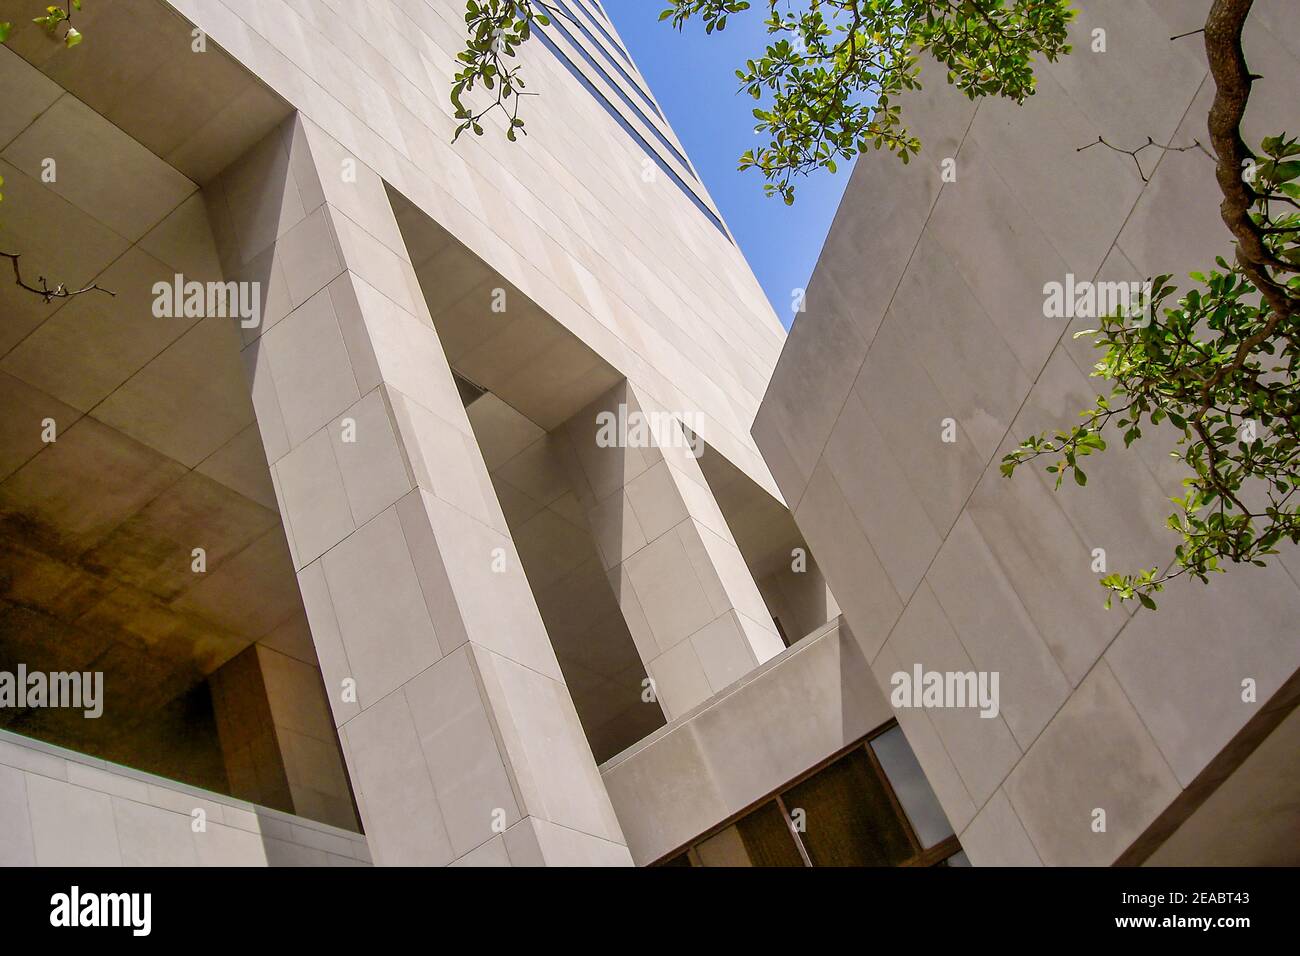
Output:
[783, 748, 912, 866]
[942, 850, 971, 867]
[736, 802, 806, 867]
[548, 0, 657, 113]
[695, 803, 804, 867]
[870, 725, 955, 848]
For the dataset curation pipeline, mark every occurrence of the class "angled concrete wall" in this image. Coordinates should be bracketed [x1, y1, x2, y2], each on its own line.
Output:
[754, 0, 1300, 865]
[602, 617, 892, 865]
[210, 114, 631, 866]
[153, 0, 786, 502]
[0, 729, 369, 866]
[562, 381, 785, 721]
[0, 0, 801, 867]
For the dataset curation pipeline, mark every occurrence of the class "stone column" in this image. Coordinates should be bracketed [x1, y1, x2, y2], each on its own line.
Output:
[561, 381, 785, 720]
[208, 645, 294, 816]
[208, 641, 357, 830]
[205, 115, 630, 866]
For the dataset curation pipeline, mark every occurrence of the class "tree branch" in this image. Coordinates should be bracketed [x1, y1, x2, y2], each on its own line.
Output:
[1, 251, 114, 303]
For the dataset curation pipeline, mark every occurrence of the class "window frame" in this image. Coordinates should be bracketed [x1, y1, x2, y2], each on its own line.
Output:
[653, 719, 963, 867]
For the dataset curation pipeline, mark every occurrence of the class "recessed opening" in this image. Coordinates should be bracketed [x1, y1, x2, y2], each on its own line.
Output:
[390, 186, 667, 762]
[0, 66, 355, 831]
[694, 440, 841, 646]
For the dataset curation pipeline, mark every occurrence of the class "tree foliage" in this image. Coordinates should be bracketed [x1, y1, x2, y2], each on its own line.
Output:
[1003, 138, 1300, 606]
[668, 0, 1072, 202]
[453, 0, 1073, 202]
[451, 0, 552, 143]
[1, 1, 86, 47]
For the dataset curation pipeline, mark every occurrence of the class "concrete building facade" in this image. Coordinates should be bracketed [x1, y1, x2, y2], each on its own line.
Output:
[0, 0, 940, 868]
[2, 0, 1288, 869]
[753, 0, 1300, 866]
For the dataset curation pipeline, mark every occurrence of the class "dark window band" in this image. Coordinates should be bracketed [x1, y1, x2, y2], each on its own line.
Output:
[533, 27, 729, 239]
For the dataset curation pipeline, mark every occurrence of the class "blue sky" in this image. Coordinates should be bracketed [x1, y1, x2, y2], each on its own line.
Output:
[601, 1, 855, 328]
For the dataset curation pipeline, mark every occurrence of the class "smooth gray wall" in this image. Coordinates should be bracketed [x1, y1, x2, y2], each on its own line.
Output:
[754, 0, 1300, 865]
[0, 729, 369, 866]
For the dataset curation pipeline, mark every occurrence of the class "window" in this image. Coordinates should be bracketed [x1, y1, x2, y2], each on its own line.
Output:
[696, 803, 806, 867]
[869, 723, 954, 848]
[549, 0, 656, 115]
[784, 746, 914, 865]
[565, 0, 634, 66]
[654, 721, 962, 867]
[538, 13, 689, 171]
[532, 28, 729, 238]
